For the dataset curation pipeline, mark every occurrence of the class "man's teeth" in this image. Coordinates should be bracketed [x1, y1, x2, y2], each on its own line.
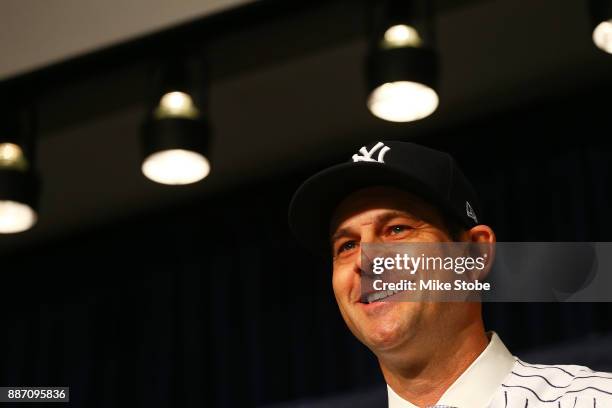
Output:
[366, 289, 401, 303]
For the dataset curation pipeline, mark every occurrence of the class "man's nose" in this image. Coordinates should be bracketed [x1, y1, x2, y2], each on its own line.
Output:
[354, 230, 380, 276]
[355, 249, 378, 278]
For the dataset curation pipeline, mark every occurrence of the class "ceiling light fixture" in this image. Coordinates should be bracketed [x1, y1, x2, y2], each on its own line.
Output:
[0, 109, 40, 234]
[366, 0, 439, 123]
[591, 0, 612, 54]
[141, 61, 211, 185]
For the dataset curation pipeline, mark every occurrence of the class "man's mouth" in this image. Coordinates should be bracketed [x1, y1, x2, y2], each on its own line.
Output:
[360, 289, 401, 304]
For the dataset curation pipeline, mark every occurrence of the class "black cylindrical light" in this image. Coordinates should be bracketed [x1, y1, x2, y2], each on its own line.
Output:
[366, 0, 439, 122]
[0, 109, 39, 234]
[141, 61, 211, 185]
[591, 0, 612, 54]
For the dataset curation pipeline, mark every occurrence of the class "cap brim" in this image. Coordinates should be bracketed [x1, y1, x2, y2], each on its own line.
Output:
[288, 161, 456, 256]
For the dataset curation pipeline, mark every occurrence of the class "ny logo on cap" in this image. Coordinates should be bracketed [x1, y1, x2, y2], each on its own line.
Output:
[352, 142, 390, 163]
[466, 201, 478, 223]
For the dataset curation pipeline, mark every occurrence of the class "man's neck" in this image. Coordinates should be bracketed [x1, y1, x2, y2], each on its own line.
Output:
[378, 322, 489, 407]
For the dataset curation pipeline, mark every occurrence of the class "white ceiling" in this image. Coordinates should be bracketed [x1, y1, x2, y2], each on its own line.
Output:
[0, 0, 255, 80]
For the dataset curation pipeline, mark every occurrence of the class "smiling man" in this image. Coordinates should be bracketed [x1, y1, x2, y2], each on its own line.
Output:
[288, 141, 612, 408]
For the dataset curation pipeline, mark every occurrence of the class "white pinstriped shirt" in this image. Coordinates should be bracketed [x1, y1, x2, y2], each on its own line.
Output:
[387, 332, 612, 408]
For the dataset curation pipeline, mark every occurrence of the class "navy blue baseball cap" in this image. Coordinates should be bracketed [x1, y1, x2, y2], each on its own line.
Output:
[288, 141, 482, 254]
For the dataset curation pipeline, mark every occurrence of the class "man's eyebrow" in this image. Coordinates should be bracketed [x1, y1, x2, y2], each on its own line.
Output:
[330, 228, 354, 245]
[374, 210, 413, 226]
[329, 210, 414, 244]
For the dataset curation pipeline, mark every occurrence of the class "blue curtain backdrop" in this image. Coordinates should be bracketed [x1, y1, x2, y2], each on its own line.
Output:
[2, 89, 612, 407]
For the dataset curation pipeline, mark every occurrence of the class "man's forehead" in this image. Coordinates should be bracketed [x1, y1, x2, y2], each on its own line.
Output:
[329, 187, 430, 232]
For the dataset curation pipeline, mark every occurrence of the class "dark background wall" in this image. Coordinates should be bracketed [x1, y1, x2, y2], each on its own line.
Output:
[2, 0, 612, 407]
[2, 81, 612, 407]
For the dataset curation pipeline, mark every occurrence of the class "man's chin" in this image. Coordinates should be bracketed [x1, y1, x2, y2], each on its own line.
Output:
[364, 326, 408, 352]
[357, 307, 410, 351]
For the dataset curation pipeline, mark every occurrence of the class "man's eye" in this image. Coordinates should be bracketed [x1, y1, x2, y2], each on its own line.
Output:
[338, 240, 357, 254]
[389, 225, 411, 235]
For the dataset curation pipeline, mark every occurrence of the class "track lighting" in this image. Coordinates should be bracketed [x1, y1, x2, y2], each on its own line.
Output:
[141, 62, 211, 185]
[0, 110, 39, 234]
[591, 0, 612, 54]
[366, 0, 439, 123]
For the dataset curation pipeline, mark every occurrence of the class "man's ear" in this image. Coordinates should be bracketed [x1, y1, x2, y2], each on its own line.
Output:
[467, 224, 496, 244]
[464, 225, 496, 280]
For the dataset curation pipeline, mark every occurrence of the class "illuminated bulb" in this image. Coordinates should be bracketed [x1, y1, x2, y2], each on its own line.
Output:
[155, 91, 199, 119]
[0, 143, 22, 162]
[593, 20, 612, 54]
[142, 149, 210, 185]
[367, 81, 439, 122]
[0, 143, 27, 170]
[0, 200, 37, 233]
[383, 24, 422, 48]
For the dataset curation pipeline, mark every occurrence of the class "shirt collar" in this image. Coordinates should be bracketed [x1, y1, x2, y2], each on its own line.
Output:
[387, 332, 515, 408]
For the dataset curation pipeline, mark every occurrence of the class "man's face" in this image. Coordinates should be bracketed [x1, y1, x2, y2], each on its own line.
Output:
[329, 186, 458, 355]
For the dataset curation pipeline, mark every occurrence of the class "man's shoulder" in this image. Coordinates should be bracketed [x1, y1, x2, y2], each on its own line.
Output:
[496, 358, 612, 406]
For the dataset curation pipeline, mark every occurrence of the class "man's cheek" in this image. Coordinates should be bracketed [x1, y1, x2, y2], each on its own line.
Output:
[332, 269, 350, 298]
[331, 271, 341, 296]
